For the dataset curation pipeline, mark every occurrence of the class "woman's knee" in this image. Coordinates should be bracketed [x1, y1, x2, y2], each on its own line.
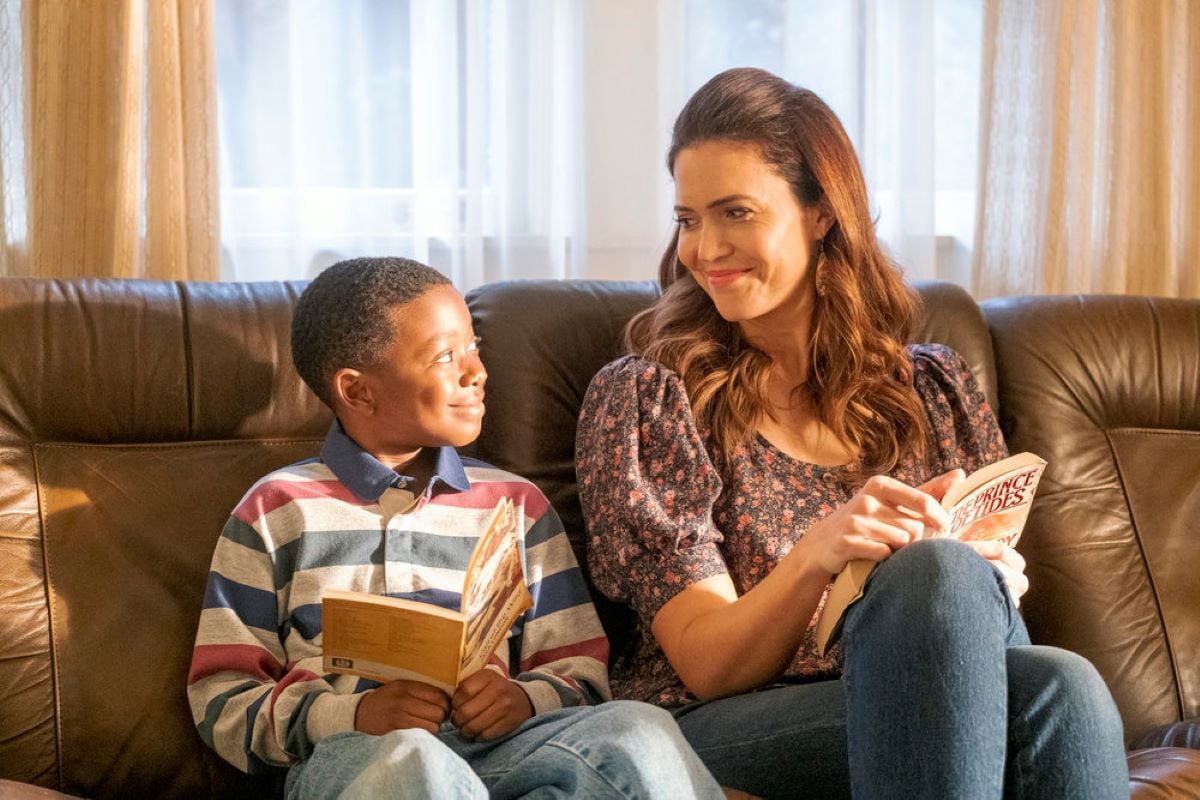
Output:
[1012, 646, 1123, 732]
[572, 701, 697, 759]
[871, 538, 1005, 611]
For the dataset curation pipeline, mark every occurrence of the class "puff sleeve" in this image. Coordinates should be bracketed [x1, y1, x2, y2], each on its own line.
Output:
[910, 343, 1008, 475]
[576, 356, 729, 628]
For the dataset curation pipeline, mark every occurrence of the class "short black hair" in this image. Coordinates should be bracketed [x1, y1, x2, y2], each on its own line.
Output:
[291, 256, 452, 408]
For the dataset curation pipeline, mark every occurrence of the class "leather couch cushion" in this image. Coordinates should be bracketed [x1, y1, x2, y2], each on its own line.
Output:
[38, 440, 317, 797]
[0, 279, 190, 445]
[184, 281, 329, 440]
[983, 294, 1200, 745]
[1128, 748, 1200, 799]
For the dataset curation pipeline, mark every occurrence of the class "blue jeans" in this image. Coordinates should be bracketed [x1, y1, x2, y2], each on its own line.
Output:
[674, 539, 1128, 799]
[285, 700, 724, 799]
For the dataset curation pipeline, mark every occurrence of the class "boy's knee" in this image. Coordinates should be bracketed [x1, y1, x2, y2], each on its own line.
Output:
[364, 729, 466, 779]
[291, 729, 480, 800]
[576, 701, 684, 751]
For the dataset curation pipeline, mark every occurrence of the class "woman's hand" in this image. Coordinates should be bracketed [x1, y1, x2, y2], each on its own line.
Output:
[800, 469, 965, 575]
[964, 540, 1029, 606]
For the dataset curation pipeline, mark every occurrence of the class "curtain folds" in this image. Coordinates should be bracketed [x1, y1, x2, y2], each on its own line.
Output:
[974, 0, 1199, 298]
[0, 0, 218, 280]
[214, 0, 585, 287]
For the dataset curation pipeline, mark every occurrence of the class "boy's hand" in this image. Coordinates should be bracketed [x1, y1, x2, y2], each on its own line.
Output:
[450, 668, 533, 741]
[355, 679, 450, 735]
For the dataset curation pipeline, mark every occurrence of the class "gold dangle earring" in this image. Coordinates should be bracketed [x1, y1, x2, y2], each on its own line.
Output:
[815, 239, 829, 298]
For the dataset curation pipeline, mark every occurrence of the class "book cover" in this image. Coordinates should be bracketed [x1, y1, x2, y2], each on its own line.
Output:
[321, 497, 533, 693]
[814, 452, 1047, 656]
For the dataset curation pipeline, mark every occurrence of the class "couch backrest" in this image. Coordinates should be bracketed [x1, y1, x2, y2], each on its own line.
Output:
[464, 278, 998, 654]
[0, 275, 999, 798]
[983, 294, 1200, 744]
[0, 279, 330, 798]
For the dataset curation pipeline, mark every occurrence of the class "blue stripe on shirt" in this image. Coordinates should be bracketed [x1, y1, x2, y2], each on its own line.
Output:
[292, 529, 384, 572]
[205, 572, 278, 632]
[242, 686, 277, 774]
[198, 680, 259, 750]
[290, 529, 480, 573]
[291, 587, 466, 641]
[221, 516, 269, 553]
[522, 510, 563, 550]
[285, 690, 324, 760]
[526, 567, 591, 619]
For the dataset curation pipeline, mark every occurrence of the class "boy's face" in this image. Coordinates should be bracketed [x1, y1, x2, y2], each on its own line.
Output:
[358, 285, 487, 453]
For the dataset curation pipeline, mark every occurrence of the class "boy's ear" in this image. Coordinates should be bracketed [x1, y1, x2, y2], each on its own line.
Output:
[332, 368, 374, 416]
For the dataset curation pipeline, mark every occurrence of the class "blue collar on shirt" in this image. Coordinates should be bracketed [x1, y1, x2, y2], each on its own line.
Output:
[320, 420, 471, 503]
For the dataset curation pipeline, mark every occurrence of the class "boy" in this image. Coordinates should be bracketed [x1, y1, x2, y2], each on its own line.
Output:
[187, 258, 721, 799]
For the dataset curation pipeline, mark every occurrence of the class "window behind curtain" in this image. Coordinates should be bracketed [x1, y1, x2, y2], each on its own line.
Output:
[214, 0, 583, 287]
[211, 1, 979, 287]
[680, 0, 983, 284]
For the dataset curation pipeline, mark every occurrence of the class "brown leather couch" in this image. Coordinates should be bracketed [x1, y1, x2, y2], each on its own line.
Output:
[0, 277, 1196, 798]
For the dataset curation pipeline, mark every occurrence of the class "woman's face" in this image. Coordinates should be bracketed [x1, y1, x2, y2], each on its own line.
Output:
[673, 140, 830, 334]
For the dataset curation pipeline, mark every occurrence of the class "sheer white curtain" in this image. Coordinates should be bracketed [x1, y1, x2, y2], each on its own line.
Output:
[973, 0, 1199, 298]
[215, 0, 584, 288]
[660, 0, 984, 286]
[211, 1, 981, 288]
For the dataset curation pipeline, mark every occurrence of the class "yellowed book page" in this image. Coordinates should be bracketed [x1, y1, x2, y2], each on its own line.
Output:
[322, 590, 465, 694]
[459, 498, 533, 677]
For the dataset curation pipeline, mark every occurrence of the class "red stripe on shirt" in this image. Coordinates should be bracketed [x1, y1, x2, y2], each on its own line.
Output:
[434, 481, 549, 518]
[234, 478, 369, 524]
[487, 652, 509, 674]
[189, 643, 284, 685]
[269, 668, 321, 724]
[520, 636, 609, 672]
[557, 674, 585, 698]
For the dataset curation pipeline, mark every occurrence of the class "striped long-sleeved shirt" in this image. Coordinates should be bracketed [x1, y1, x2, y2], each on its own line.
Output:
[187, 422, 610, 774]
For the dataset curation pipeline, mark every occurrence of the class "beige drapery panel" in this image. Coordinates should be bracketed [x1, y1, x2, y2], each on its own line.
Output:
[974, 0, 1199, 298]
[0, 0, 218, 280]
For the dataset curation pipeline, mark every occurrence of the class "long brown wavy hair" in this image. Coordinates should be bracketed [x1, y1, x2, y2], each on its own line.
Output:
[625, 68, 927, 479]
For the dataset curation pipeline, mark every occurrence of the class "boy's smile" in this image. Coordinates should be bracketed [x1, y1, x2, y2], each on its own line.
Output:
[339, 284, 487, 469]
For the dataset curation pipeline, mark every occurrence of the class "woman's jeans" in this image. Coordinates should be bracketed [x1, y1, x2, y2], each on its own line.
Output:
[673, 538, 1129, 799]
[285, 700, 724, 799]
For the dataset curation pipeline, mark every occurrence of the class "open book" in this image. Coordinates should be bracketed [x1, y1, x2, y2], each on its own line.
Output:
[815, 452, 1047, 656]
[322, 498, 533, 693]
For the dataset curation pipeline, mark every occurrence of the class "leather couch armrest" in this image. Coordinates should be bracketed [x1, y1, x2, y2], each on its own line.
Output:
[1128, 748, 1200, 799]
[1133, 719, 1200, 750]
[0, 780, 81, 799]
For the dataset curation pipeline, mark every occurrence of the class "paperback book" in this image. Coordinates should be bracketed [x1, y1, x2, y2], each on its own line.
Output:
[815, 452, 1047, 656]
[322, 497, 532, 693]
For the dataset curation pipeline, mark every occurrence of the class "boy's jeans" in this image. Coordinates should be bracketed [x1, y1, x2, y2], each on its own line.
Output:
[673, 539, 1129, 799]
[286, 700, 723, 799]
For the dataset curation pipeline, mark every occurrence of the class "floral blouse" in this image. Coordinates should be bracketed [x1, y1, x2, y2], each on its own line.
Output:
[576, 344, 1007, 707]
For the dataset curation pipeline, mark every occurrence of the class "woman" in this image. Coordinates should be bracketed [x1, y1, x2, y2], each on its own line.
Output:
[576, 68, 1127, 798]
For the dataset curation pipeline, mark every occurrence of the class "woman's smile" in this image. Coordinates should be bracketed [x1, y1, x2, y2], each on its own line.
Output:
[703, 268, 753, 289]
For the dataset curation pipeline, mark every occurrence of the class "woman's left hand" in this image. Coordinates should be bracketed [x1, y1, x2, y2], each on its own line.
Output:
[964, 540, 1029, 606]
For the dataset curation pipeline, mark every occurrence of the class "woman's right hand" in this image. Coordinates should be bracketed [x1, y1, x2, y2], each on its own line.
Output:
[800, 468, 965, 575]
